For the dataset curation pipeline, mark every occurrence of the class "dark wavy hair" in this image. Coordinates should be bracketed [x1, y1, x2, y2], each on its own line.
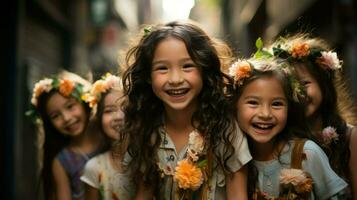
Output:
[117, 20, 237, 193]
[269, 34, 356, 181]
[35, 90, 91, 199]
[227, 58, 311, 196]
[293, 59, 351, 179]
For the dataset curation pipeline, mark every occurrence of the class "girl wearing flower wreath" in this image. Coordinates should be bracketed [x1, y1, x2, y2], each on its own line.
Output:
[228, 57, 348, 199]
[117, 20, 252, 199]
[80, 73, 136, 199]
[266, 34, 357, 198]
[28, 71, 104, 200]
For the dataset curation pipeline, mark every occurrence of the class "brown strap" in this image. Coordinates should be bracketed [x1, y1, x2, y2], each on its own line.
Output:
[199, 148, 213, 200]
[290, 138, 307, 169]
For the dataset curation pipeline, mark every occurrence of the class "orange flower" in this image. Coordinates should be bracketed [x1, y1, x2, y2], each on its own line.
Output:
[174, 159, 203, 190]
[59, 79, 75, 97]
[229, 60, 252, 85]
[236, 64, 251, 79]
[290, 43, 310, 58]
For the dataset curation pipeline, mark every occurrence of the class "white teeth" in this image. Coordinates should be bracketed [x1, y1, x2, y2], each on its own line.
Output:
[167, 89, 188, 95]
[254, 123, 273, 129]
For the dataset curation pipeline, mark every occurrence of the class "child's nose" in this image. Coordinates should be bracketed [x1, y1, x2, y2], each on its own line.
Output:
[113, 109, 124, 121]
[258, 106, 272, 119]
[168, 69, 184, 85]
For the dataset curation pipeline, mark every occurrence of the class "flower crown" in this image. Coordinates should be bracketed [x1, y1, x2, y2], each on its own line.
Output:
[267, 37, 342, 71]
[82, 73, 122, 108]
[26, 76, 89, 121]
[228, 56, 306, 102]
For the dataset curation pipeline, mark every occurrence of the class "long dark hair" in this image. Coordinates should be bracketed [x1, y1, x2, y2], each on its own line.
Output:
[270, 34, 354, 180]
[294, 59, 351, 179]
[36, 90, 91, 199]
[227, 58, 310, 196]
[118, 20, 236, 192]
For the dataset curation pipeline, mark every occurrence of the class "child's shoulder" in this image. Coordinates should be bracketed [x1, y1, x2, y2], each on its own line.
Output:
[300, 139, 327, 158]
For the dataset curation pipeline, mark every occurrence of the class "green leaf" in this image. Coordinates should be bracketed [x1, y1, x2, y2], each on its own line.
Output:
[255, 37, 263, 50]
[197, 159, 208, 168]
[52, 78, 60, 88]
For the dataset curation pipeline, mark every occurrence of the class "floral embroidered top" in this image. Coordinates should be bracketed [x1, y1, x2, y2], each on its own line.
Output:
[156, 123, 251, 200]
[80, 152, 136, 200]
[252, 140, 348, 199]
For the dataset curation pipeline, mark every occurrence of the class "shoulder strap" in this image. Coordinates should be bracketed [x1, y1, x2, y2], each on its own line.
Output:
[290, 138, 308, 169]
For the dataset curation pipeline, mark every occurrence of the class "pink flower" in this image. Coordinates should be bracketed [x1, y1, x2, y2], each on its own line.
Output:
[321, 126, 339, 145]
[280, 168, 313, 193]
[316, 51, 342, 70]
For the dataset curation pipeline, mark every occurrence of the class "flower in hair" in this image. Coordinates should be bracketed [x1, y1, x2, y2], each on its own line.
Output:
[290, 42, 310, 59]
[30, 78, 84, 107]
[316, 51, 342, 70]
[27, 76, 88, 122]
[271, 38, 343, 71]
[59, 79, 75, 97]
[229, 60, 252, 85]
[321, 126, 339, 145]
[31, 78, 54, 106]
[84, 73, 121, 108]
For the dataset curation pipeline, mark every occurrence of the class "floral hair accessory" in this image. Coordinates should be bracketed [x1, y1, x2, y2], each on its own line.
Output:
[82, 73, 122, 108]
[26, 75, 89, 121]
[228, 59, 253, 86]
[143, 26, 152, 36]
[271, 38, 342, 71]
[279, 168, 313, 198]
[320, 126, 339, 146]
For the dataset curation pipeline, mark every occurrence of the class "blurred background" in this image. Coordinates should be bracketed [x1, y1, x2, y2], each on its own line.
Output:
[1, 0, 356, 199]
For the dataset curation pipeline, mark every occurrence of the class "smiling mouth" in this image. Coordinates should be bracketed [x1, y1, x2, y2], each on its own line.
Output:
[166, 89, 189, 96]
[252, 123, 274, 130]
[66, 121, 79, 131]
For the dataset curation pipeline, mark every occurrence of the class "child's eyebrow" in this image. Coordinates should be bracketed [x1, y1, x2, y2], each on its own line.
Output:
[242, 96, 259, 100]
[152, 57, 193, 65]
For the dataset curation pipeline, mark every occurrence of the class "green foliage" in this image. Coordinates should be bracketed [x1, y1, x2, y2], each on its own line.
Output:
[254, 37, 273, 59]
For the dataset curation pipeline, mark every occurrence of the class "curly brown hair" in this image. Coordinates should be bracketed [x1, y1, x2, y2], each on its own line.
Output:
[116, 20, 238, 194]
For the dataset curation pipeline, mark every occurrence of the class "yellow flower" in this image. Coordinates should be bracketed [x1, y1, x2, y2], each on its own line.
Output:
[59, 79, 75, 97]
[174, 159, 203, 190]
[92, 80, 106, 94]
[290, 43, 310, 58]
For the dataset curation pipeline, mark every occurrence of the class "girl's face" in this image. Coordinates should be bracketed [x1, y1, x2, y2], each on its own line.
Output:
[236, 76, 288, 145]
[101, 90, 124, 140]
[295, 64, 322, 117]
[46, 92, 87, 136]
[151, 37, 203, 113]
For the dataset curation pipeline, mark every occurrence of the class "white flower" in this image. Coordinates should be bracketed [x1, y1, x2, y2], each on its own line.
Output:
[188, 130, 204, 155]
[317, 51, 342, 70]
[104, 74, 121, 89]
[31, 78, 53, 106]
